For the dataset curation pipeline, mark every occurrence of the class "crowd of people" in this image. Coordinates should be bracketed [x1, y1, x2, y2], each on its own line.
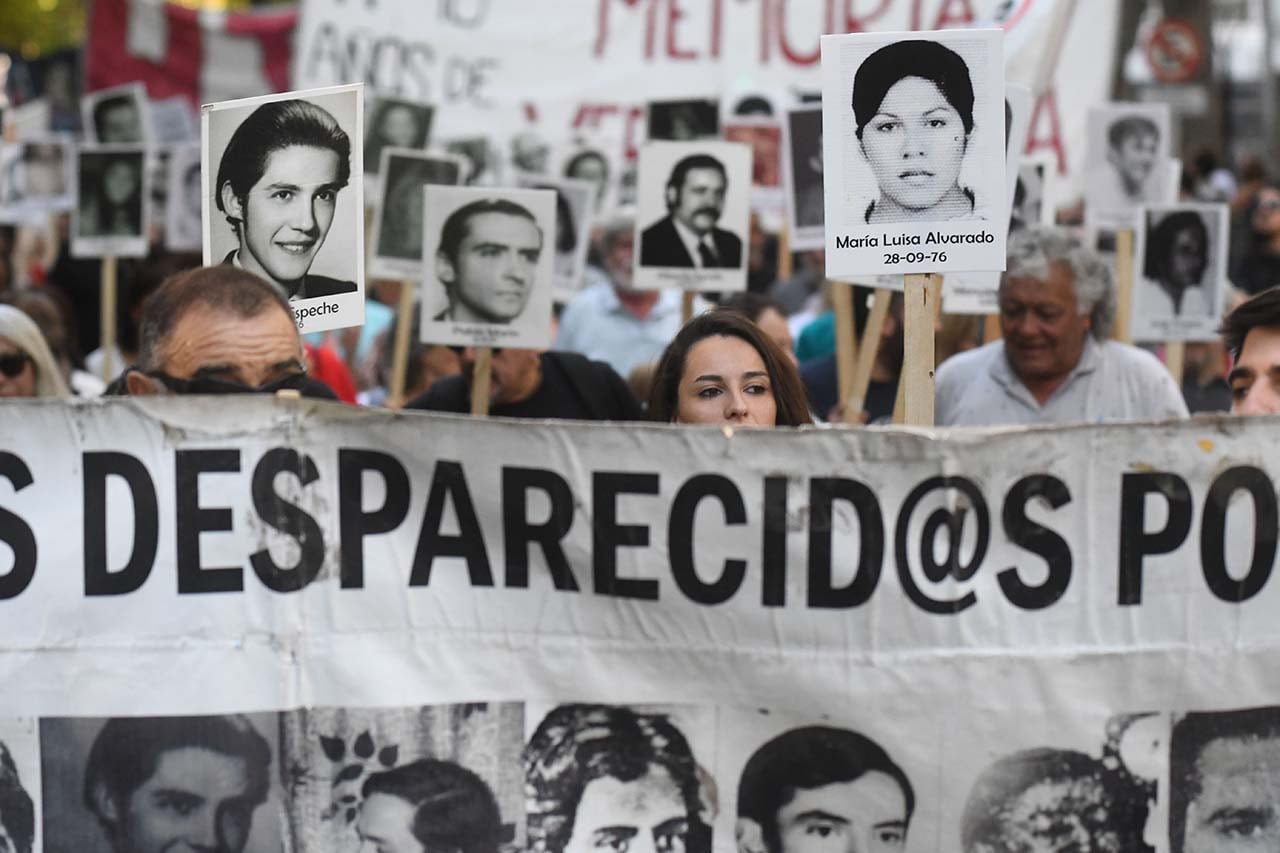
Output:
[2, 145, 1280, 427]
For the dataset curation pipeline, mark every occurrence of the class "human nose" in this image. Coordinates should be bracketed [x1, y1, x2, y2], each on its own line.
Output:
[183, 809, 220, 852]
[290, 197, 319, 234]
[724, 389, 749, 422]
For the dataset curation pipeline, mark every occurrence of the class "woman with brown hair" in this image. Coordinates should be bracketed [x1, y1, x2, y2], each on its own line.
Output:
[648, 310, 813, 426]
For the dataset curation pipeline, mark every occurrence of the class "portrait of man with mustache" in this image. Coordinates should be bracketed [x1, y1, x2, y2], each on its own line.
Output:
[639, 153, 743, 269]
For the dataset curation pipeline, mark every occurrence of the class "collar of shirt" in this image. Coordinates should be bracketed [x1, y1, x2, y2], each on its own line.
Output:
[672, 215, 712, 268]
[990, 335, 1102, 408]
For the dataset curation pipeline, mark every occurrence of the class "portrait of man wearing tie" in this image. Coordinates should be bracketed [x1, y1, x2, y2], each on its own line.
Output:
[640, 153, 743, 269]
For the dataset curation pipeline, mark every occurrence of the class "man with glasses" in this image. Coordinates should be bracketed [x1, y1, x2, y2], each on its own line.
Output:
[123, 265, 327, 397]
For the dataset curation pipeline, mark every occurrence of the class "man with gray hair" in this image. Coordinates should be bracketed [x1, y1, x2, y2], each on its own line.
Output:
[936, 226, 1187, 425]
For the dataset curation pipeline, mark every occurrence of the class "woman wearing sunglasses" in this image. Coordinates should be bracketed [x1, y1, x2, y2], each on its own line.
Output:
[0, 304, 70, 398]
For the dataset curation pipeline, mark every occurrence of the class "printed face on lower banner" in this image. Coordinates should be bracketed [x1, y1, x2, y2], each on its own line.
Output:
[820, 29, 1007, 278]
[202, 83, 365, 334]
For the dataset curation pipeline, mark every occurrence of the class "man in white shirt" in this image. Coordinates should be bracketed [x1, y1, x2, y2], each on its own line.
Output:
[936, 226, 1188, 426]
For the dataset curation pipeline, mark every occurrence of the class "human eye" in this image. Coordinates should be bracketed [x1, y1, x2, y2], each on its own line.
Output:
[1212, 808, 1274, 839]
[270, 188, 295, 202]
[802, 821, 840, 838]
[697, 386, 723, 399]
[591, 830, 633, 853]
[475, 245, 503, 258]
[874, 119, 900, 134]
[875, 828, 904, 846]
[155, 791, 202, 816]
[745, 381, 772, 396]
[927, 117, 949, 129]
[315, 187, 336, 203]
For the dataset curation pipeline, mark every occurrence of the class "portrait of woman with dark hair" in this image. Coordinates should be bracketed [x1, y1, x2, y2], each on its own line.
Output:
[77, 151, 144, 238]
[364, 98, 432, 174]
[564, 148, 610, 212]
[1140, 209, 1213, 319]
[850, 39, 981, 224]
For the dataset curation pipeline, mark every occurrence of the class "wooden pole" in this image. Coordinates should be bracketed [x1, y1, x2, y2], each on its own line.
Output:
[776, 227, 792, 282]
[1114, 229, 1135, 344]
[846, 288, 891, 423]
[385, 280, 416, 409]
[900, 273, 940, 426]
[100, 256, 117, 381]
[681, 291, 695, 324]
[983, 313, 1001, 344]
[470, 346, 493, 416]
[1165, 340, 1186, 384]
[832, 281, 857, 413]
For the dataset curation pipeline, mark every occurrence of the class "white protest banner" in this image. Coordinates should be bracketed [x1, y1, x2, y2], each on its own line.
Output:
[2, 398, 1280, 853]
[293, 0, 1118, 209]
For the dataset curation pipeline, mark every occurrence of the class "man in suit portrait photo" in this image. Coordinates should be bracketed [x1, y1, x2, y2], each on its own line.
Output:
[640, 153, 743, 269]
[215, 98, 358, 301]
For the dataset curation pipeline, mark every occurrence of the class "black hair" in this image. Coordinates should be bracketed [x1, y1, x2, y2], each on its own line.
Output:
[665, 154, 727, 208]
[0, 742, 33, 853]
[525, 704, 709, 853]
[734, 95, 774, 117]
[1220, 285, 1280, 359]
[436, 198, 541, 266]
[1107, 115, 1159, 150]
[718, 291, 785, 325]
[215, 99, 351, 225]
[1143, 210, 1208, 282]
[92, 93, 138, 139]
[738, 726, 914, 853]
[852, 40, 975, 139]
[1170, 707, 1280, 853]
[554, 189, 576, 254]
[84, 716, 271, 833]
[564, 149, 608, 181]
[362, 759, 502, 853]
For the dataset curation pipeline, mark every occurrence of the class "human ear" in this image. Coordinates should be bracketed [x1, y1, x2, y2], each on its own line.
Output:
[87, 776, 121, 824]
[219, 182, 243, 223]
[665, 185, 678, 208]
[735, 818, 766, 853]
[125, 369, 161, 396]
[436, 252, 456, 287]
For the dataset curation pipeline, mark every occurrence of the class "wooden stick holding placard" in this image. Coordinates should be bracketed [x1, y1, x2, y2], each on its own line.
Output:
[982, 313, 1001, 345]
[776, 227, 792, 283]
[99, 256, 117, 381]
[385, 280, 416, 409]
[898, 273, 942, 426]
[470, 347, 493, 417]
[681, 291, 695, 324]
[1114, 229, 1135, 343]
[1164, 340, 1185, 384]
[831, 281, 857, 411]
[843, 287, 892, 424]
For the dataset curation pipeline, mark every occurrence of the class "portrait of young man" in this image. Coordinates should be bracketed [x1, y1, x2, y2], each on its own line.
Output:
[1171, 707, 1280, 853]
[736, 725, 914, 853]
[354, 759, 503, 853]
[1085, 104, 1171, 228]
[525, 704, 712, 853]
[204, 84, 364, 325]
[639, 151, 743, 270]
[41, 714, 277, 853]
[420, 185, 555, 348]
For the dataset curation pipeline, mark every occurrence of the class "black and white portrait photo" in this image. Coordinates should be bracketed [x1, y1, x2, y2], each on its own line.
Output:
[509, 131, 552, 176]
[1011, 156, 1055, 233]
[72, 146, 149, 258]
[647, 98, 719, 141]
[525, 704, 714, 853]
[203, 83, 364, 333]
[820, 29, 1006, 277]
[281, 703, 524, 853]
[364, 96, 433, 176]
[444, 137, 500, 186]
[562, 145, 613, 214]
[784, 107, 825, 250]
[82, 83, 150, 145]
[633, 140, 752, 292]
[40, 714, 285, 853]
[0, 720, 39, 853]
[370, 148, 464, 279]
[0, 138, 73, 223]
[513, 171, 596, 301]
[1132, 204, 1228, 342]
[1084, 103, 1172, 229]
[164, 144, 203, 252]
[1170, 706, 1280, 853]
[419, 184, 556, 349]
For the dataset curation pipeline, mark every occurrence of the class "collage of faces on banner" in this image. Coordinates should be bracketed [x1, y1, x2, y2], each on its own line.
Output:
[1, 701, 1277, 853]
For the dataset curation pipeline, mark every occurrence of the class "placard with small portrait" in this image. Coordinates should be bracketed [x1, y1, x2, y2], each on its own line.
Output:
[1084, 103, 1173, 230]
[783, 106, 825, 250]
[419, 184, 556, 349]
[164, 144, 203, 252]
[561, 136, 624, 217]
[0, 137, 74, 224]
[631, 140, 752, 293]
[81, 83, 151, 145]
[820, 29, 1007, 280]
[71, 145, 150, 258]
[512, 171, 596, 302]
[364, 96, 434, 177]
[442, 136, 502, 187]
[647, 97, 720, 142]
[202, 83, 364, 334]
[1131, 203, 1228, 342]
[369, 147, 465, 280]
